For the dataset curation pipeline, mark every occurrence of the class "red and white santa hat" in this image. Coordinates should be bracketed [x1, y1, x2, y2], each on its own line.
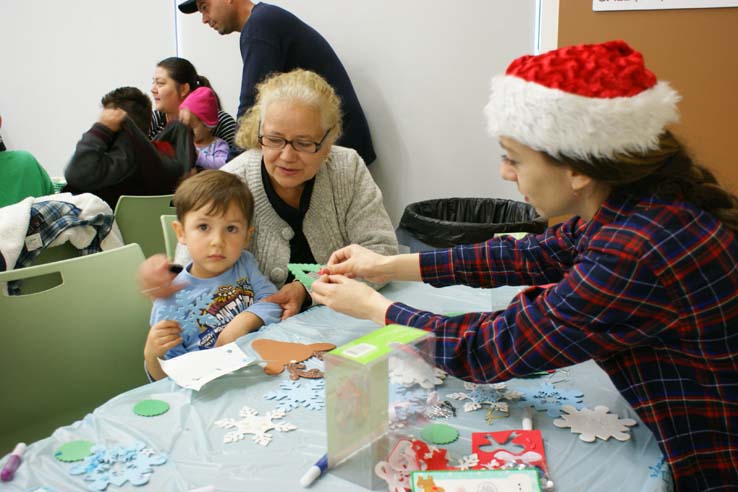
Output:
[484, 40, 681, 161]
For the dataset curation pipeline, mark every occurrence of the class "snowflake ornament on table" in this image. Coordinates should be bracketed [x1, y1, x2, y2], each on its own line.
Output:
[553, 405, 637, 442]
[264, 379, 325, 411]
[389, 356, 447, 389]
[214, 406, 297, 445]
[516, 382, 584, 417]
[447, 382, 521, 413]
[68, 441, 167, 491]
[455, 453, 480, 470]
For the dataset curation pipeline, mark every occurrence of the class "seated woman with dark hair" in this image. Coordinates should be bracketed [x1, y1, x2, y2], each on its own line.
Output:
[150, 57, 237, 150]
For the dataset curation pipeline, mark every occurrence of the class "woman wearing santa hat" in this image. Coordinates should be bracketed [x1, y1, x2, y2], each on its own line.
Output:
[311, 40, 738, 491]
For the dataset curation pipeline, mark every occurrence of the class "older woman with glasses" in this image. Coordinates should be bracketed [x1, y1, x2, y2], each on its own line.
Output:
[139, 69, 397, 318]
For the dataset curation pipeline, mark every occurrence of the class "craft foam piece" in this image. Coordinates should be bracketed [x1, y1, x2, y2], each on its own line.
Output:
[214, 406, 297, 445]
[447, 381, 520, 413]
[54, 440, 94, 462]
[472, 430, 550, 477]
[157, 290, 221, 349]
[552, 405, 637, 442]
[251, 339, 335, 375]
[68, 441, 166, 491]
[420, 423, 459, 445]
[133, 399, 170, 417]
[517, 382, 584, 417]
[264, 379, 326, 412]
[158, 342, 256, 391]
[389, 356, 447, 389]
[287, 263, 325, 291]
[455, 453, 480, 470]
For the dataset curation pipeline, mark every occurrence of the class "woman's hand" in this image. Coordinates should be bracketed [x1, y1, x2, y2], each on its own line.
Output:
[137, 254, 186, 299]
[310, 275, 393, 325]
[263, 281, 308, 320]
[322, 245, 392, 283]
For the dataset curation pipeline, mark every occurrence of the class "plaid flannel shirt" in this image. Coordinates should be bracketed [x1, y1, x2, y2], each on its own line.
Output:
[387, 191, 738, 491]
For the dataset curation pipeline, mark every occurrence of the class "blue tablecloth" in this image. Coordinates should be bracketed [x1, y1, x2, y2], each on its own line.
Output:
[0, 282, 671, 491]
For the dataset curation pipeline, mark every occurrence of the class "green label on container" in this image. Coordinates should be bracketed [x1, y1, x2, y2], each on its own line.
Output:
[330, 324, 428, 364]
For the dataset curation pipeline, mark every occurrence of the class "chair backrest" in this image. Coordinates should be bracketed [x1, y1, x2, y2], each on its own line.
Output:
[114, 195, 175, 258]
[17, 242, 82, 294]
[0, 244, 152, 452]
[160, 214, 178, 261]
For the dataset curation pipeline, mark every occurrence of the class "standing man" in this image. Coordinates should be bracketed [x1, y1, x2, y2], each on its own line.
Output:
[178, 0, 376, 165]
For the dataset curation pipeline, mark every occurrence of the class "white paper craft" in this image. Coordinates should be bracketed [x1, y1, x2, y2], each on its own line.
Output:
[158, 343, 256, 390]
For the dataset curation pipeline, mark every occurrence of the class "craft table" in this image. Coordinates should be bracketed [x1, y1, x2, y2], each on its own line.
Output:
[0, 282, 671, 491]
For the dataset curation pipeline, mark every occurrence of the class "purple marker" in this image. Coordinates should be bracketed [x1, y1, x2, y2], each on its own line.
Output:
[1, 442, 26, 482]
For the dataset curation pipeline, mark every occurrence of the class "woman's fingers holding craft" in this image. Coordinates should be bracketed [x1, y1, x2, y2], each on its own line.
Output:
[323, 244, 388, 282]
[311, 275, 392, 324]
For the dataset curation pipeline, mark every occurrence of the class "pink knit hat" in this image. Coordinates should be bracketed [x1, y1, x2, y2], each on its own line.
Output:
[484, 40, 681, 161]
[179, 87, 219, 128]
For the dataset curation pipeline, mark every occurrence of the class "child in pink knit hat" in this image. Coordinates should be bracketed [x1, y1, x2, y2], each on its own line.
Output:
[179, 87, 229, 169]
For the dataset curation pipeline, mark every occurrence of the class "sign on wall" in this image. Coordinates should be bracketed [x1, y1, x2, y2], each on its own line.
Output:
[594, 0, 738, 11]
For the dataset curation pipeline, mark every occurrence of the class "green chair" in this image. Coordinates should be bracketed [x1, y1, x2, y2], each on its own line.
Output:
[16, 242, 82, 294]
[0, 244, 152, 453]
[114, 195, 175, 258]
[161, 214, 178, 261]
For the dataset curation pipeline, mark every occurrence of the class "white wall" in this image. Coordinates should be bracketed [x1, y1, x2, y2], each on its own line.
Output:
[0, 0, 177, 177]
[179, 1, 538, 223]
[1, 1, 539, 225]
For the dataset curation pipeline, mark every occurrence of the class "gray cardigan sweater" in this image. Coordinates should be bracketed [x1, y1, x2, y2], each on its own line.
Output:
[218, 145, 398, 288]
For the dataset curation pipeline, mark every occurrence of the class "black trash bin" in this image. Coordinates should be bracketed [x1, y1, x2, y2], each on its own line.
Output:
[396, 198, 547, 252]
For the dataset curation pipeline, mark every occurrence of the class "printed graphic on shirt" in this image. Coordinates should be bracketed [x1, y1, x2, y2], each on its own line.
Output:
[196, 277, 255, 349]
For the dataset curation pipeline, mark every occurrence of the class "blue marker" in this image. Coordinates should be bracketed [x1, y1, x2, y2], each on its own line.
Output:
[300, 454, 328, 487]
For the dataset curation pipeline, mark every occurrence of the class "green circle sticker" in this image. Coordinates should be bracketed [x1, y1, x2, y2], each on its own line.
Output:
[54, 440, 94, 462]
[420, 423, 459, 445]
[133, 399, 170, 417]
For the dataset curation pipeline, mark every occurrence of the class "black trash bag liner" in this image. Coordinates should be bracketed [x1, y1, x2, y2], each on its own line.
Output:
[399, 198, 547, 248]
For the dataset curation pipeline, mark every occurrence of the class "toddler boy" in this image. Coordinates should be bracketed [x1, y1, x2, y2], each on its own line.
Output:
[144, 170, 281, 380]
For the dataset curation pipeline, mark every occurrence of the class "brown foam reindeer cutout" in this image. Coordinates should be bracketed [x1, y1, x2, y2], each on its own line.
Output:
[251, 339, 335, 375]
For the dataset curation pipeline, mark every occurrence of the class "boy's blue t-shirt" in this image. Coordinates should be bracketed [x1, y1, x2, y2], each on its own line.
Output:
[150, 250, 282, 359]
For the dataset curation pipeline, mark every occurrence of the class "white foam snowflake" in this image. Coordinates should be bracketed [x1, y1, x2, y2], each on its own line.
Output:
[214, 406, 297, 445]
[456, 453, 480, 470]
[389, 356, 447, 389]
[553, 405, 637, 442]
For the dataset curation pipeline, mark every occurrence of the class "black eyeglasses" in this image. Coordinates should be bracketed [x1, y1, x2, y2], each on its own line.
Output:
[258, 127, 333, 154]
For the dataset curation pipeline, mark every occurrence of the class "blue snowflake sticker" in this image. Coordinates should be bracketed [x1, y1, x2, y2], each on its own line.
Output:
[516, 382, 584, 417]
[264, 379, 325, 411]
[68, 441, 166, 491]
